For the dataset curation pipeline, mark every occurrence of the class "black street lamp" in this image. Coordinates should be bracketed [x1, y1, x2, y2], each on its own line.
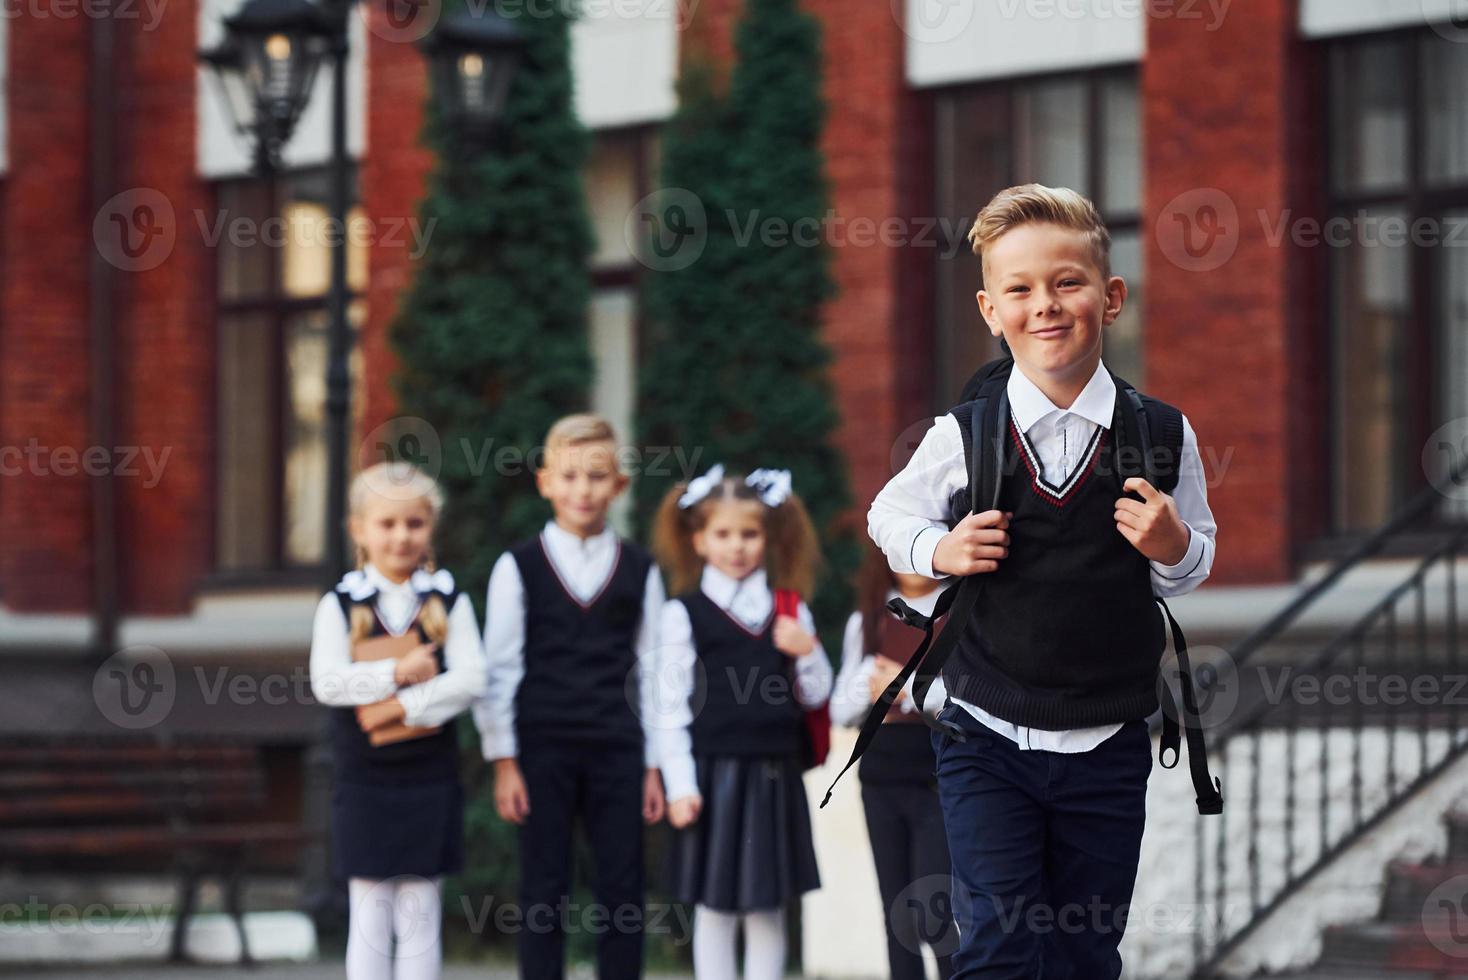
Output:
[199, 0, 335, 175]
[420, 5, 528, 142]
[202, 0, 527, 587]
[202, 0, 355, 586]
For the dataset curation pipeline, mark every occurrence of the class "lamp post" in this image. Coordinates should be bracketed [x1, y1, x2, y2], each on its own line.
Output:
[419, 6, 527, 143]
[201, 0, 525, 584]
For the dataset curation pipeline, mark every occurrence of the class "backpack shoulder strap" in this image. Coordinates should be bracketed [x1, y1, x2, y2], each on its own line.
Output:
[821, 380, 1010, 808]
[1112, 374, 1185, 496]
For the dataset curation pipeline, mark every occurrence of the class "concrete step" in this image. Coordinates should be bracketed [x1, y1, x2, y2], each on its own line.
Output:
[1318, 917, 1468, 974]
[1381, 859, 1468, 919]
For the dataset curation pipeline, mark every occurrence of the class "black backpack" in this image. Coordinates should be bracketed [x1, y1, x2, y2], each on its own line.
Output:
[820, 357, 1224, 817]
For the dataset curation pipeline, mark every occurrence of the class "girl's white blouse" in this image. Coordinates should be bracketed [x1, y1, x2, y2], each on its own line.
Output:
[309, 563, 487, 729]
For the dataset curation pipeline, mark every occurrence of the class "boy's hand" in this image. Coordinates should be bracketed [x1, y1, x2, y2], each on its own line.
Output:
[493, 758, 531, 824]
[773, 616, 816, 658]
[356, 697, 406, 732]
[931, 510, 1011, 576]
[393, 643, 439, 686]
[642, 769, 666, 825]
[668, 795, 703, 829]
[1115, 478, 1191, 566]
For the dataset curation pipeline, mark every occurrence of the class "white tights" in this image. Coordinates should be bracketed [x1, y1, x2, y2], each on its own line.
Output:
[692, 904, 787, 980]
[346, 876, 443, 980]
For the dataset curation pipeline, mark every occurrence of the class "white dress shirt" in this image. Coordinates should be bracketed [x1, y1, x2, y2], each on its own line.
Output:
[829, 586, 948, 727]
[309, 564, 488, 729]
[656, 565, 835, 803]
[867, 359, 1217, 752]
[472, 520, 667, 767]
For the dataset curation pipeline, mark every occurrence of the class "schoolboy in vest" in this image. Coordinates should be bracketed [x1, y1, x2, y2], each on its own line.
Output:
[868, 184, 1219, 979]
[474, 414, 668, 980]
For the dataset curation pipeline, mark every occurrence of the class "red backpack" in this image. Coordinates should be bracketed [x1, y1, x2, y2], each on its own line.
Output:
[775, 588, 830, 770]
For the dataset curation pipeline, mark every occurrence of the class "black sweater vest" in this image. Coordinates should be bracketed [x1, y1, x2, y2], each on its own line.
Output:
[680, 591, 804, 759]
[329, 590, 460, 785]
[511, 535, 651, 749]
[942, 412, 1165, 729]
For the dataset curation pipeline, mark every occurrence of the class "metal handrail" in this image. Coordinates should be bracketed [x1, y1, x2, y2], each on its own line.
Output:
[1182, 450, 1468, 978]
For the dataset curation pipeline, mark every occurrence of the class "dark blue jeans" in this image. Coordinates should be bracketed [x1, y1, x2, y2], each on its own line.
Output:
[932, 703, 1152, 979]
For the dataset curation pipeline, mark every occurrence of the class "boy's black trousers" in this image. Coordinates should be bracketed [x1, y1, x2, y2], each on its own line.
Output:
[931, 703, 1152, 980]
[517, 740, 645, 980]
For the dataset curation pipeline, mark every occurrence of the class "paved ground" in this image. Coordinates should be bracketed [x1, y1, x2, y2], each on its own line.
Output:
[0, 965, 696, 980]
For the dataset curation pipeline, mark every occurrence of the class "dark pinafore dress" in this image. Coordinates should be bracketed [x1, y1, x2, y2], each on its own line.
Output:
[666, 591, 821, 913]
[328, 583, 464, 881]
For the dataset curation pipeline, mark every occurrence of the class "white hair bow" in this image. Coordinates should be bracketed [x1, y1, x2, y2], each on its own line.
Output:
[678, 463, 726, 510]
[411, 567, 456, 596]
[336, 569, 376, 601]
[745, 468, 792, 507]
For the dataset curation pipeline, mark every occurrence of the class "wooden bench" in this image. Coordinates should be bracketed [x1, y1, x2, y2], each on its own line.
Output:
[0, 738, 314, 964]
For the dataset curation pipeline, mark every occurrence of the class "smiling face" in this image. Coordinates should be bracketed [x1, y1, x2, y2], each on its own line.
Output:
[350, 495, 435, 583]
[536, 438, 629, 539]
[692, 498, 767, 582]
[976, 221, 1126, 398]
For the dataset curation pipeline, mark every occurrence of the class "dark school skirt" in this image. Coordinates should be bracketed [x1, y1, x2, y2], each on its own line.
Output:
[331, 778, 464, 881]
[668, 754, 821, 913]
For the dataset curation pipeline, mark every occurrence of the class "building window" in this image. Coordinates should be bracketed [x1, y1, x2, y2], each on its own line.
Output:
[932, 69, 1143, 410]
[1327, 33, 1468, 531]
[584, 126, 658, 531]
[214, 170, 366, 575]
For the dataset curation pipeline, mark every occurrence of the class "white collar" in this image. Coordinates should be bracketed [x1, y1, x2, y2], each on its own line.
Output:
[886, 585, 945, 618]
[542, 519, 616, 556]
[336, 563, 454, 601]
[700, 564, 767, 608]
[1007, 359, 1115, 433]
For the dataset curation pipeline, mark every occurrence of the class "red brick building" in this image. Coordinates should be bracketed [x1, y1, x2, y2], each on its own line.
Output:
[2, 0, 1466, 652]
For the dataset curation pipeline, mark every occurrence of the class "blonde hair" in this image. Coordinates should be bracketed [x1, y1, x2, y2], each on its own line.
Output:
[346, 461, 448, 645]
[651, 474, 822, 598]
[544, 413, 619, 458]
[966, 184, 1111, 280]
